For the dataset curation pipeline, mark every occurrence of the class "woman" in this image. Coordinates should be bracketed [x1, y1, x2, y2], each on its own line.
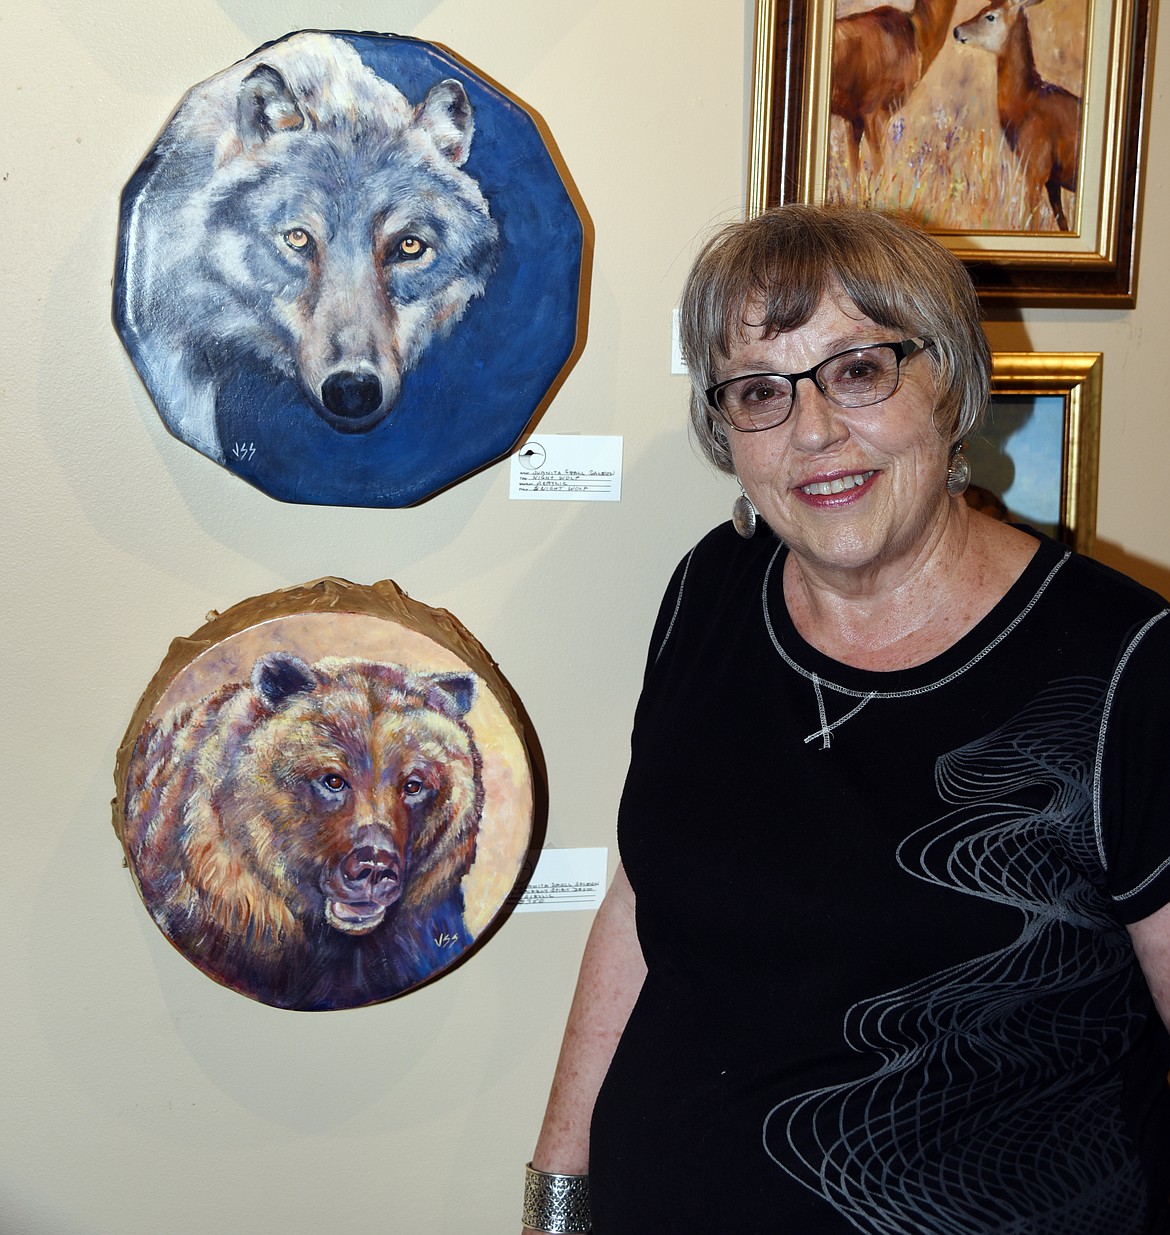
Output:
[522, 205, 1170, 1234]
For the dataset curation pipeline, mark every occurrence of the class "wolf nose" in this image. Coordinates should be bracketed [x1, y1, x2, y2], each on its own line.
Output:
[321, 372, 384, 420]
[340, 845, 401, 893]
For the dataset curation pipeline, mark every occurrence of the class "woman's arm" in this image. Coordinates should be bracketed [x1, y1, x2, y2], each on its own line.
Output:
[522, 863, 646, 1230]
[1127, 898, 1170, 1033]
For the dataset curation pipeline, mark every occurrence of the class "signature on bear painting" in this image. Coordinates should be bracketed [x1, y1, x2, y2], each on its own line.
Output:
[124, 653, 489, 1010]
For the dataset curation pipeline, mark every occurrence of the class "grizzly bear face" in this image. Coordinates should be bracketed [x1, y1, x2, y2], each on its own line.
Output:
[125, 652, 485, 1008]
[226, 653, 482, 938]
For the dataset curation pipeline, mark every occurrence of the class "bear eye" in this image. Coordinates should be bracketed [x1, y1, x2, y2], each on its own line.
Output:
[283, 228, 314, 254]
[392, 235, 429, 263]
[319, 772, 348, 793]
[402, 775, 427, 797]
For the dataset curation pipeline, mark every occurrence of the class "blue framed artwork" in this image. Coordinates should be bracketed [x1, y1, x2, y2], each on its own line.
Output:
[114, 31, 586, 506]
[967, 352, 1101, 554]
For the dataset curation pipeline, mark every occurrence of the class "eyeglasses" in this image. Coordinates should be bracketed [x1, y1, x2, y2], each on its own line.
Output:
[704, 338, 932, 433]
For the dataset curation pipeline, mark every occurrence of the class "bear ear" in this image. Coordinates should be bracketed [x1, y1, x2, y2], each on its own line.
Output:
[252, 653, 317, 709]
[237, 64, 306, 144]
[424, 672, 478, 719]
[415, 79, 475, 167]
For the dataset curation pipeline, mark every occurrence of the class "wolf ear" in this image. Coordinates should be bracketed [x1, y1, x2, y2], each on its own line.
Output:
[252, 653, 317, 709]
[416, 79, 475, 167]
[424, 672, 478, 719]
[237, 64, 306, 144]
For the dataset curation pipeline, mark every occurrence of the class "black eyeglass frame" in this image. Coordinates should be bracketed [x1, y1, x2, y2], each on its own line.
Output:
[704, 338, 933, 433]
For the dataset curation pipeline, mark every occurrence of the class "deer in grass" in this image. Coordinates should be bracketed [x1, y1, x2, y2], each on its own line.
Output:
[954, 0, 1081, 230]
[831, 0, 960, 183]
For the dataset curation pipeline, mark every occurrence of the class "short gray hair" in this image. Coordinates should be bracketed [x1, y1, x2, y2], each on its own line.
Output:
[678, 204, 990, 474]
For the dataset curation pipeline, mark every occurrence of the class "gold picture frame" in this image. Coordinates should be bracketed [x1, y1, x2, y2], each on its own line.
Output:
[748, 0, 1153, 305]
[972, 353, 1101, 555]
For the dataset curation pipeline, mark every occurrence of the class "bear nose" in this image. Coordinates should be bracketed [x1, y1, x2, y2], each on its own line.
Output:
[321, 372, 383, 420]
[340, 845, 401, 894]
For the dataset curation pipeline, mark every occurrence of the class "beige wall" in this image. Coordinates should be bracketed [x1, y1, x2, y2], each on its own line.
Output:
[3, 2, 1165, 1231]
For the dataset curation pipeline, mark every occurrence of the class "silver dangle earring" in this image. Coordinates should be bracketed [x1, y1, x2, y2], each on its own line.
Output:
[947, 443, 971, 497]
[732, 486, 758, 539]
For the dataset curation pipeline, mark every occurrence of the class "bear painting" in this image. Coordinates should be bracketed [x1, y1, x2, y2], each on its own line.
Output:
[124, 653, 491, 1010]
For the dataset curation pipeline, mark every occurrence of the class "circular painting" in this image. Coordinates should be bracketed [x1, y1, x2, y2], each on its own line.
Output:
[114, 30, 585, 506]
[113, 578, 534, 1010]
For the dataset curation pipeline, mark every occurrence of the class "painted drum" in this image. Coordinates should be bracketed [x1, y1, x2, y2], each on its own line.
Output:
[114, 30, 585, 506]
[113, 578, 536, 1010]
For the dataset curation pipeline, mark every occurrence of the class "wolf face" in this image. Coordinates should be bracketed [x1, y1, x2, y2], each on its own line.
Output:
[120, 34, 499, 457]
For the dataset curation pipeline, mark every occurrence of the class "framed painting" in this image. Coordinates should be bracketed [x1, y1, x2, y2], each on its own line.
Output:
[966, 352, 1101, 554]
[747, 0, 1153, 305]
[113, 577, 535, 1010]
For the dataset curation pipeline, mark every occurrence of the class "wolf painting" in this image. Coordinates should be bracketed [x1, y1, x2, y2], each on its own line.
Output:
[117, 32, 499, 462]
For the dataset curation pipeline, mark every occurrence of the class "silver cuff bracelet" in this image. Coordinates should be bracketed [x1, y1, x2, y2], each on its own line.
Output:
[523, 1162, 591, 1233]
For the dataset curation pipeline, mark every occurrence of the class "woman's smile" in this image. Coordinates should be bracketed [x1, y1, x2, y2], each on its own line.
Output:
[795, 469, 877, 501]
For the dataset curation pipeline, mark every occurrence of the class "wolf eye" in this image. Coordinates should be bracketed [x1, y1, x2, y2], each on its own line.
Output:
[283, 228, 314, 253]
[392, 236, 429, 262]
[319, 773, 348, 792]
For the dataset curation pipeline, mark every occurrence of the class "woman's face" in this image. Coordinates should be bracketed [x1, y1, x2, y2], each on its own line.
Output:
[722, 290, 951, 581]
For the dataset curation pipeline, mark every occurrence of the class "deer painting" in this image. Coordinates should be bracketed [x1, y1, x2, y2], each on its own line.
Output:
[954, 0, 1082, 230]
[831, 0, 960, 183]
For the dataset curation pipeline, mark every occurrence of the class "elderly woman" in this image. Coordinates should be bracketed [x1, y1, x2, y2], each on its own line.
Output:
[522, 205, 1170, 1235]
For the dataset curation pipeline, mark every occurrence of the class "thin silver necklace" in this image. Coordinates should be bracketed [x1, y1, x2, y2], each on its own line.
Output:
[760, 542, 1069, 749]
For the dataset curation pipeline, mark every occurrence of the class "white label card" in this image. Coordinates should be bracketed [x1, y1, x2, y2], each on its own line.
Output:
[509, 847, 609, 913]
[509, 435, 622, 501]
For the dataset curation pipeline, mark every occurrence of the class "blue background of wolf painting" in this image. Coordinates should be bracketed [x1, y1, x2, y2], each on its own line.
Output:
[115, 31, 584, 508]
